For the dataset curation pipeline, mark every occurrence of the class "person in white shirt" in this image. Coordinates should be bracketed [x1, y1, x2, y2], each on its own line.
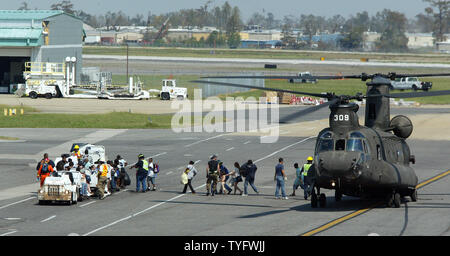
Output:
[230, 162, 243, 195]
[182, 161, 198, 194]
[147, 158, 157, 191]
[114, 155, 128, 189]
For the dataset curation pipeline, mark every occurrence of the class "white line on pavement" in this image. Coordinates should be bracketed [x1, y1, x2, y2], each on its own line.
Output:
[0, 230, 17, 236]
[0, 197, 34, 210]
[254, 136, 315, 164]
[226, 147, 234, 151]
[82, 138, 313, 236]
[40, 215, 56, 223]
[150, 152, 167, 158]
[244, 141, 251, 145]
[79, 201, 96, 208]
[166, 171, 174, 175]
[184, 134, 226, 147]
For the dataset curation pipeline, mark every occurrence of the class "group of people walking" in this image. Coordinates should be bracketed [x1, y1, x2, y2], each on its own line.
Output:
[180, 154, 314, 200]
[37, 148, 314, 202]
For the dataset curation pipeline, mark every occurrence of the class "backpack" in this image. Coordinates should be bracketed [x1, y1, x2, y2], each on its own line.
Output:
[41, 163, 49, 174]
[154, 164, 160, 173]
[123, 171, 131, 186]
[181, 170, 189, 185]
[239, 165, 248, 178]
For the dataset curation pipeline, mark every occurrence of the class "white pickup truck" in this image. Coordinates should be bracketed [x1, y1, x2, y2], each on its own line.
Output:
[390, 77, 432, 91]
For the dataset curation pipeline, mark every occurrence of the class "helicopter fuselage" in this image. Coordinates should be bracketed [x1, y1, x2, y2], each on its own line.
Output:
[314, 126, 418, 197]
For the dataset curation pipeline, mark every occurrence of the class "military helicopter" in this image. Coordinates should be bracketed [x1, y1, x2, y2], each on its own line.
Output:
[193, 72, 450, 208]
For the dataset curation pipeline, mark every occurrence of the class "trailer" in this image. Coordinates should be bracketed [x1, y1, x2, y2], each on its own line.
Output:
[23, 60, 149, 100]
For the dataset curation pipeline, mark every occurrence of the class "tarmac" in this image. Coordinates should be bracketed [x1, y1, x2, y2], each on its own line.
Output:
[0, 106, 449, 236]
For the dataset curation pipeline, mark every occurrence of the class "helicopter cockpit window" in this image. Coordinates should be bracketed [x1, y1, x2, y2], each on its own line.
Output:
[318, 132, 333, 152]
[347, 132, 365, 152]
[347, 139, 364, 152]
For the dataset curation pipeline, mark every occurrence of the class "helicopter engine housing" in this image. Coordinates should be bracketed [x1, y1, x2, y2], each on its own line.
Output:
[390, 115, 413, 139]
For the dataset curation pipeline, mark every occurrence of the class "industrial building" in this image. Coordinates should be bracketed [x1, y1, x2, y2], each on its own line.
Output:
[0, 10, 84, 94]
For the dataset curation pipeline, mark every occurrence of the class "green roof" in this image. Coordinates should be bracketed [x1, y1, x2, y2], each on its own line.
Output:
[0, 28, 43, 46]
[0, 10, 82, 47]
[0, 10, 64, 20]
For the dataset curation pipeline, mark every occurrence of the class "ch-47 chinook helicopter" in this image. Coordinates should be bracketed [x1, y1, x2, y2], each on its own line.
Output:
[193, 72, 450, 208]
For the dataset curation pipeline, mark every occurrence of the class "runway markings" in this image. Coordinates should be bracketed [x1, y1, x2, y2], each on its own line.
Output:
[226, 147, 234, 151]
[79, 201, 96, 208]
[416, 169, 450, 189]
[0, 197, 34, 211]
[4, 218, 21, 221]
[150, 152, 167, 158]
[184, 134, 226, 147]
[255, 136, 315, 164]
[0, 230, 17, 236]
[244, 141, 251, 145]
[81, 138, 313, 236]
[300, 169, 450, 236]
[40, 215, 56, 223]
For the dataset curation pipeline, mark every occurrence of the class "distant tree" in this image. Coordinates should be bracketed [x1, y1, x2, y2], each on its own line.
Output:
[206, 31, 226, 47]
[415, 13, 435, 33]
[221, 1, 232, 31]
[326, 15, 346, 33]
[247, 12, 266, 27]
[300, 15, 323, 47]
[375, 9, 409, 52]
[225, 6, 242, 48]
[423, 0, 450, 42]
[18, 1, 29, 10]
[281, 23, 298, 49]
[50, 0, 75, 15]
[339, 26, 365, 50]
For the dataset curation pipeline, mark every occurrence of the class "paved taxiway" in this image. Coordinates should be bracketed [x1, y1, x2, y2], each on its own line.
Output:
[0, 107, 449, 236]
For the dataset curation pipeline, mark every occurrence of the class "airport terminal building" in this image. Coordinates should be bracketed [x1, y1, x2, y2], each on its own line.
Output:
[0, 10, 84, 93]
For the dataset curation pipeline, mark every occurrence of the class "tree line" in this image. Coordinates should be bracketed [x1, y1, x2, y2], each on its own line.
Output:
[17, 0, 450, 51]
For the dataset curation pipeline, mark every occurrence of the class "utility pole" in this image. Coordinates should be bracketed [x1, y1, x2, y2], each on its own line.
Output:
[126, 43, 129, 82]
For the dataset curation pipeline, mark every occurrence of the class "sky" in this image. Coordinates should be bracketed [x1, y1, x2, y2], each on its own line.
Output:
[2, 0, 431, 20]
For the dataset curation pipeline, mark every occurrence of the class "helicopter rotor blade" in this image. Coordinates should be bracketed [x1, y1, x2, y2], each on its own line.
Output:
[388, 90, 450, 99]
[202, 72, 450, 81]
[393, 73, 450, 79]
[191, 80, 331, 99]
[279, 98, 340, 124]
[200, 75, 361, 80]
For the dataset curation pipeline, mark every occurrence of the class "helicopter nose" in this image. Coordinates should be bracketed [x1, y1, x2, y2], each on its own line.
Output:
[318, 151, 363, 176]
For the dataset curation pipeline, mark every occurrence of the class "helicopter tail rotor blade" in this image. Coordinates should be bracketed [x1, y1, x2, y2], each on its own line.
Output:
[279, 98, 340, 124]
[191, 80, 331, 99]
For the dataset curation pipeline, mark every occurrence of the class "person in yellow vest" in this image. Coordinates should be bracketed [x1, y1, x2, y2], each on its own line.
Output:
[72, 145, 82, 161]
[301, 156, 314, 200]
[130, 154, 149, 192]
[97, 161, 109, 200]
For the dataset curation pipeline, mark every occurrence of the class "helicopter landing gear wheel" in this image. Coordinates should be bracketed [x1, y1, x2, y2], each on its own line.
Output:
[335, 190, 342, 202]
[393, 193, 401, 208]
[319, 193, 327, 208]
[311, 191, 318, 208]
[410, 189, 417, 202]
